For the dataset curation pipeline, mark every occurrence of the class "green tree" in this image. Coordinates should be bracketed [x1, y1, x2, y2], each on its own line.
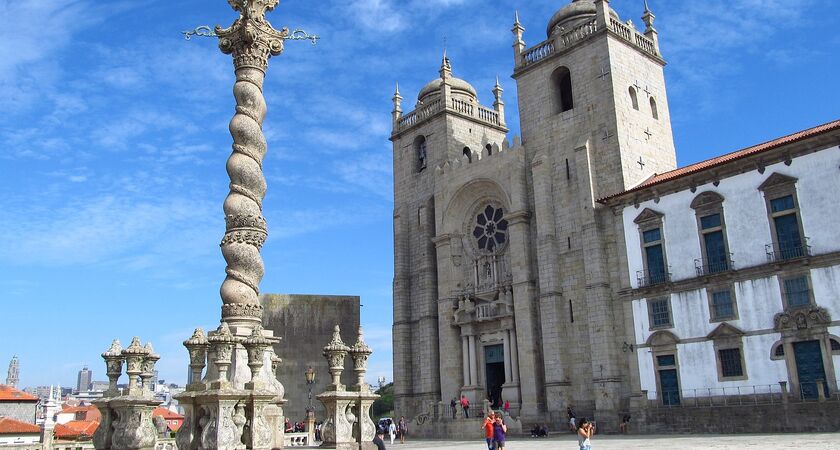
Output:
[371, 382, 394, 419]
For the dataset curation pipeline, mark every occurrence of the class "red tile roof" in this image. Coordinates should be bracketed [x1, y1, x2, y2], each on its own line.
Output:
[153, 407, 184, 431]
[0, 385, 39, 402]
[0, 417, 40, 435]
[599, 118, 840, 202]
[54, 420, 99, 440]
[59, 405, 101, 422]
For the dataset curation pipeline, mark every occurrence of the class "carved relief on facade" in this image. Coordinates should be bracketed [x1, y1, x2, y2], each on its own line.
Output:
[774, 306, 831, 332]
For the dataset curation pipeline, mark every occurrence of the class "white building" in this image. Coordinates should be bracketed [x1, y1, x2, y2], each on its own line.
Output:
[602, 120, 840, 405]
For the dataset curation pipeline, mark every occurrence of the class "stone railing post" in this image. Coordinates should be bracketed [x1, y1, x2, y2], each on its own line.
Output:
[94, 337, 160, 450]
[817, 379, 826, 402]
[779, 381, 789, 404]
[184, 328, 210, 388]
[349, 327, 379, 449]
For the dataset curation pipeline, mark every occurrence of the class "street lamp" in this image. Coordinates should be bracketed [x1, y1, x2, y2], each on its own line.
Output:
[305, 366, 316, 416]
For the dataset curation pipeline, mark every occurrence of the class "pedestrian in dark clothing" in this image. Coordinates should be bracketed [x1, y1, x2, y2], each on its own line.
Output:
[450, 398, 457, 419]
[373, 430, 387, 450]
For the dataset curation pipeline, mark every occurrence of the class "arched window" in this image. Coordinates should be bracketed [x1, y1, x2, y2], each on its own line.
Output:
[463, 147, 472, 163]
[770, 341, 785, 360]
[415, 135, 427, 172]
[650, 97, 659, 120]
[629, 86, 639, 111]
[485, 144, 493, 156]
[550, 66, 574, 113]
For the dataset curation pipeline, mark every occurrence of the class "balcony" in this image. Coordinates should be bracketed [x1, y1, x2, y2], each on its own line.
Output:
[766, 238, 811, 262]
[637, 269, 672, 288]
[694, 255, 735, 277]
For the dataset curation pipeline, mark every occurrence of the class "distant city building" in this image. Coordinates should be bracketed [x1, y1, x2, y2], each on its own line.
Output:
[90, 380, 110, 393]
[5, 356, 19, 389]
[76, 366, 92, 394]
[0, 385, 38, 424]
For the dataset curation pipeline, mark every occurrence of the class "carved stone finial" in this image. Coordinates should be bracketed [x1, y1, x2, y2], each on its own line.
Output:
[349, 326, 373, 391]
[122, 337, 150, 395]
[103, 339, 123, 358]
[102, 340, 124, 397]
[208, 323, 238, 388]
[216, 0, 289, 72]
[323, 325, 350, 391]
[243, 325, 272, 385]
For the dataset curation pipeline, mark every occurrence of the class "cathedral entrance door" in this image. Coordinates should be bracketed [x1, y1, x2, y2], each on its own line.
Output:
[484, 344, 505, 409]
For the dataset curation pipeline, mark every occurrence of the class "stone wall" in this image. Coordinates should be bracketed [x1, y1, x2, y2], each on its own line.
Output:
[261, 294, 360, 424]
[0, 401, 37, 424]
[632, 402, 840, 433]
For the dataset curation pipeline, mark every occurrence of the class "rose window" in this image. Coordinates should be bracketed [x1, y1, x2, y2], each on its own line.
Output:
[473, 205, 508, 252]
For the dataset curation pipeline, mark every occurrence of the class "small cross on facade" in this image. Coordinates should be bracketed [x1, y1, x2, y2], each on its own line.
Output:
[638, 156, 646, 170]
[634, 80, 642, 91]
[644, 127, 653, 140]
[602, 128, 614, 140]
[598, 65, 611, 80]
[644, 85, 652, 96]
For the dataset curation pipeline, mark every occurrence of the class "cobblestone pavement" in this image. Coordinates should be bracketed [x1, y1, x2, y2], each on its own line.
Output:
[391, 433, 840, 449]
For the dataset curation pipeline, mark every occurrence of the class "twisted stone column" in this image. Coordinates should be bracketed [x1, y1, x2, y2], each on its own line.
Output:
[215, 0, 289, 326]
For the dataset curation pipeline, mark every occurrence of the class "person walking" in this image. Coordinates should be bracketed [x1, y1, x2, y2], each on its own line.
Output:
[502, 400, 510, 415]
[577, 418, 595, 450]
[460, 395, 470, 419]
[492, 413, 507, 450]
[482, 411, 495, 450]
[373, 429, 387, 450]
[398, 416, 407, 444]
[388, 419, 397, 445]
[567, 406, 577, 431]
[450, 398, 458, 419]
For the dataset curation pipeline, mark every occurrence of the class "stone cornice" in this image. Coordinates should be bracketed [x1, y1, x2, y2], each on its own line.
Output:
[504, 210, 531, 225]
[620, 250, 840, 301]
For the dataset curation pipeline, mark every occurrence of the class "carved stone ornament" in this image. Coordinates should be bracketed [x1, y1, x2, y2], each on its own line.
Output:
[243, 325, 272, 382]
[209, 323, 238, 386]
[349, 326, 373, 389]
[122, 337, 151, 393]
[323, 325, 350, 389]
[774, 306, 831, 332]
[216, 0, 289, 72]
[102, 340, 124, 395]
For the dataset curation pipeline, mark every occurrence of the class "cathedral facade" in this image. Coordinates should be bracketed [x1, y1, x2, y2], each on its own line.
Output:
[391, 0, 674, 425]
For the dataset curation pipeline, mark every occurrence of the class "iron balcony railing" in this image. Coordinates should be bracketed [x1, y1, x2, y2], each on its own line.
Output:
[694, 255, 735, 277]
[637, 268, 672, 288]
[644, 380, 840, 408]
[766, 238, 811, 262]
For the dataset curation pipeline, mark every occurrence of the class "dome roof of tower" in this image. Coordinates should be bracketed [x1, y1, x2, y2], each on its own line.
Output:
[418, 77, 477, 102]
[546, 0, 619, 38]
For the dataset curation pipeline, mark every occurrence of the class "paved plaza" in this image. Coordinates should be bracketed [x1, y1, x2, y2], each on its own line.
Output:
[392, 433, 840, 449]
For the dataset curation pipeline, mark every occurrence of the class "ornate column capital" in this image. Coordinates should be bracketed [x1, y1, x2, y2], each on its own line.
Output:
[216, 0, 289, 73]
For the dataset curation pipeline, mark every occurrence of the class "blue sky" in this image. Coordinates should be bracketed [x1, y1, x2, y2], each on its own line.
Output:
[1, 0, 838, 390]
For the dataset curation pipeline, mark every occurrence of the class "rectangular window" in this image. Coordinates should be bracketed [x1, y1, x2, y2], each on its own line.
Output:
[703, 231, 728, 273]
[656, 355, 676, 367]
[719, 348, 744, 377]
[649, 298, 672, 328]
[770, 195, 795, 213]
[784, 276, 810, 307]
[645, 244, 666, 283]
[774, 213, 803, 259]
[700, 213, 722, 230]
[643, 228, 662, 243]
[711, 290, 735, 320]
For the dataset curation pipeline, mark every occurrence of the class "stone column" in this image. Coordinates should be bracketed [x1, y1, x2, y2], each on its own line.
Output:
[461, 336, 470, 388]
[502, 331, 512, 383]
[510, 332, 520, 384]
[216, 0, 288, 328]
[468, 335, 478, 386]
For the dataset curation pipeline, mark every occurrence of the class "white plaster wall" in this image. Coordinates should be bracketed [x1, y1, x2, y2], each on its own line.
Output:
[733, 277, 782, 331]
[623, 145, 840, 286]
[830, 326, 840, 385]
[811, 265, 840, 318]
[637, 349, 656, 396]
[0, 435, 39, 445]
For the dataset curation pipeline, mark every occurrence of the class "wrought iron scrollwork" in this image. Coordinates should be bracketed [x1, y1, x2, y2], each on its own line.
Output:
[183, 26, 319, 45]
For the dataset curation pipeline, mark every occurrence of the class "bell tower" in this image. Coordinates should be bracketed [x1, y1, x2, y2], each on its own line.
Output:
[510, 0, 676, 427]
[390, 54, 509, 417]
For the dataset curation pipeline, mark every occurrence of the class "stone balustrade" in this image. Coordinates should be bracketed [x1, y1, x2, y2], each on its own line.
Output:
[517, 16, 659, 72]
[395, 97, 503, 134]
[283, 432, 310, 447]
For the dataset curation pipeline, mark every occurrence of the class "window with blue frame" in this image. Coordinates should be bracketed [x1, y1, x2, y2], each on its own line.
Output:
[783, 276, 811, 308]
[770, 195, 804, 259]
[643, 228, 667, 284]
[649, 297, 672, 328]
[711, 289, 736, 320]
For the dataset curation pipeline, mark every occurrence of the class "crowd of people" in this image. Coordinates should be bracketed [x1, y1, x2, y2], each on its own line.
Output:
[368, 403, 630, 449]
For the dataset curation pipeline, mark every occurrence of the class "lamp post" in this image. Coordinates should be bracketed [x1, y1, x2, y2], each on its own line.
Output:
[305, 366, 316, 414]
[305, 366, 317, 444]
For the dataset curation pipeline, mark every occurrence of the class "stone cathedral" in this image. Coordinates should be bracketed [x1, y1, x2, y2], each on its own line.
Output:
[391, 0, 676, 426]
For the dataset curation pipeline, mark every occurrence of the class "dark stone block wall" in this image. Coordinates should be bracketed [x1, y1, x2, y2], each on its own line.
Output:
[261, 294, 360, 424]
[632, 402, 840, 434]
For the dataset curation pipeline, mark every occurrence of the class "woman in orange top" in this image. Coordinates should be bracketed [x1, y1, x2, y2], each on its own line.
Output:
[482, 411, 495, 450]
